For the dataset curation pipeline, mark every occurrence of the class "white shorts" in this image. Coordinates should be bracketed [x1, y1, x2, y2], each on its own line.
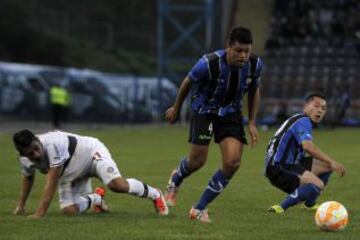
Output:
[91, 141, 122, 185]
[58, 178, 92, 209]
[58, 140, 122, 209]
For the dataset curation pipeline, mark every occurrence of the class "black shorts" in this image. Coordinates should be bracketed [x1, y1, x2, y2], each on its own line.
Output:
[188, 112, 247, 145]
[265, 157, 313, 194]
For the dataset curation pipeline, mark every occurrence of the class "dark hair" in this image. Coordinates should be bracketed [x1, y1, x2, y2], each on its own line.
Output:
[229, 26, 253, 45]
[304, 92, 326, 102]
[13, 129, 37, 153]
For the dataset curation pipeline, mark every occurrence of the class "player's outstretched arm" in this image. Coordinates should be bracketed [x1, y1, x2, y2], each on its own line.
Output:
[165, 76, 192, 124]
[247, 87, 260, 148]
[13, 175, 35, 215]
[28, 166, 63, 219]
[302, 140, 346, 177]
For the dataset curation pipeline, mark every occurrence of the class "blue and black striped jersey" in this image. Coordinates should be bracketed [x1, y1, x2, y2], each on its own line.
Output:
[188, 49, 264, 116]
[265, 113, 313, 167]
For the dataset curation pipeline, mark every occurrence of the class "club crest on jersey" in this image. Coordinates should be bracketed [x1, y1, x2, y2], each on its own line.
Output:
[107, 167, 114, 173]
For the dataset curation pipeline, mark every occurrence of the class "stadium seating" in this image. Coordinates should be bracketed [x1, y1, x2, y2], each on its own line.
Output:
[261, 0, 360, 124]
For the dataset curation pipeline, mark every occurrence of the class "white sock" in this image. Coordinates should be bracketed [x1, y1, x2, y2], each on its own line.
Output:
[74, 196, 92, 213]
[127, 178, 160, 200]
[89, 193, 102, 205]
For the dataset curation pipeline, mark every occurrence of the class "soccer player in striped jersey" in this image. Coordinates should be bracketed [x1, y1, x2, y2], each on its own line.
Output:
[264, 92, 346, 214]
[164, 26, 264, 222]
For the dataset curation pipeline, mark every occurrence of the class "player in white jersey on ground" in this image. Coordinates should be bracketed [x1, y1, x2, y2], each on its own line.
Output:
[12, 129, 168, 218]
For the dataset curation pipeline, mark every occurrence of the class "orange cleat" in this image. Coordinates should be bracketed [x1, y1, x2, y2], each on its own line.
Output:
[153, 189, 169, 216]
[164, 170, 179, 207]
[93, 187, 109, 213]
[189, 207, 211, 223]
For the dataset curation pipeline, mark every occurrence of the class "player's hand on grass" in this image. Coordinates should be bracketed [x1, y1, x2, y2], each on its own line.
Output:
[165, 107, 179, 124]
[331, 162, 346, 177]
[13, 205, 26, 215]
[248, 122, 258, 148]
[27, 213, 43, 219]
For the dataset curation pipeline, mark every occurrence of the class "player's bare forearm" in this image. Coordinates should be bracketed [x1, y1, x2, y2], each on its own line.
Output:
[173, 76, 191, 111]
[14, 175, 34, 215]
[302, 141, 334, 165]
[247, 87, 260, 147]
[18, 175, 34, 205]
[165, 76, 192, 123]
[248, 87, 260, 123]
[302, 141, 345, 177]
[33, 166, 62, 217]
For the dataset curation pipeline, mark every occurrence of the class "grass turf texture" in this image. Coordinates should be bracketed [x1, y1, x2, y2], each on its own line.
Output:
[0, 126, 359, 239]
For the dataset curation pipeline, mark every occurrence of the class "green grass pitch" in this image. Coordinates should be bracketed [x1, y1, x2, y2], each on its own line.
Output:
[0, 126, 359, 239]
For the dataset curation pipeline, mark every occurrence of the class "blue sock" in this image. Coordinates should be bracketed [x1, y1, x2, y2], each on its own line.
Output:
[171, 157, 191, 187]
[305, 171, 332, 207]
[194, 169, 229, 210]
[281, 184, 320, 210]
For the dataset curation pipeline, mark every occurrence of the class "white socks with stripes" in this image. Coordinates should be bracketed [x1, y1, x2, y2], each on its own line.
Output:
[75, 193, 101, 213]
[126, 178, 160, 200]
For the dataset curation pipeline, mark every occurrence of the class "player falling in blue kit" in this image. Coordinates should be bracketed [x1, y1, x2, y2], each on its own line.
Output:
[164, 26, 264, 222]
[265, 93, 346, 214]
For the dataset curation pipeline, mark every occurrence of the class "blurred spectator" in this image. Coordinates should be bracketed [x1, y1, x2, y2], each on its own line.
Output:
[333, 85, 351, 127]
[49, 83, 70, 128]
[270, 0, 359, 46]
[276, 102, 289, 125]
[264, 0, 359, 125]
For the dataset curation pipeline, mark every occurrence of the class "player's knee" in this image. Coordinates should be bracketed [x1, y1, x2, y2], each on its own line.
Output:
[314, 181, 325, 191]
[302, 171, 325, 190]
[61, 206, 79, 215]
[223, 158, 240, 174]
[108, 177, 129, 193]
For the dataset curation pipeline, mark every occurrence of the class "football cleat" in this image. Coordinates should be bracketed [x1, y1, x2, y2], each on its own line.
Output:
[93, 187, 109, 213]
[189, 207, 211, 223]
[153, 189, 169, 216]
[267, 204, 284, 214]
[164, 170, 178, 207]
[303, 203, 320, 211]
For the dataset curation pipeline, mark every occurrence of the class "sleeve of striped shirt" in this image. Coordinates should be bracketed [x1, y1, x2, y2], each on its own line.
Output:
[251, 57, 264, 88]
[292, 118, 313, 144]
[47, 143, 69, 168]
[188, 57, 209, 83]
[20, 157, 35, 177]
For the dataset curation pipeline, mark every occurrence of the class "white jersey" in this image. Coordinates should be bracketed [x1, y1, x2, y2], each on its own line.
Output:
[19, 130, 122, 209]
[20, 130, 109, 182]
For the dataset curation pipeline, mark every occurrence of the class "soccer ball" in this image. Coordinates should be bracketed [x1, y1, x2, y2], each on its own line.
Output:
[315, 201, 349, 231]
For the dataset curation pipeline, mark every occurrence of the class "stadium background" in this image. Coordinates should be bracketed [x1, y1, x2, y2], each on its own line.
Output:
[0, 0, 359, 239]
